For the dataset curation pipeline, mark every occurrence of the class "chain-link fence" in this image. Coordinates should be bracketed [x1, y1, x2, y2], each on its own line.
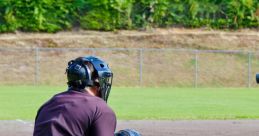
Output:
[0, 47, 258, 87]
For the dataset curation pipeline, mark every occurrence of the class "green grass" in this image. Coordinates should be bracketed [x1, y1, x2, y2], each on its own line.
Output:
[1, 86, 259, 120]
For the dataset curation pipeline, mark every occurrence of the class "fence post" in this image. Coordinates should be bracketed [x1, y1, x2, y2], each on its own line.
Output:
[35, 47, 40, 86]
[247, 52, 252, 88]
[194, 50, 199, 88]
[139, 48, 143, 86]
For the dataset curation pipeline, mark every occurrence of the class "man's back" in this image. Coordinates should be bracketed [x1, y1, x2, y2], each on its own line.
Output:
[33, 90, 116, 136]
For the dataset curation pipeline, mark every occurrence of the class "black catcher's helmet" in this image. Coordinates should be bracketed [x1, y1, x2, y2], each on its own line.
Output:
[66, 56, 113, 102]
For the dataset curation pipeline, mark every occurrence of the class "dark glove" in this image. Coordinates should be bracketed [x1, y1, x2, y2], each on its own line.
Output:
[115, 129, 141, 136]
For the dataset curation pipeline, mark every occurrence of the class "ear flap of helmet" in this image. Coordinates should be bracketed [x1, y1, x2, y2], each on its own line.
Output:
[66, 58, 94, 90]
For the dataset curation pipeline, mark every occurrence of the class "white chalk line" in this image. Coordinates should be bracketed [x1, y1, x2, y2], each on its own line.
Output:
[15, 119, 33, 127]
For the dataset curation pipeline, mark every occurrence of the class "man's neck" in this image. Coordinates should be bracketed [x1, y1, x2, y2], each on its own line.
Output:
[86, 87, 99, 97]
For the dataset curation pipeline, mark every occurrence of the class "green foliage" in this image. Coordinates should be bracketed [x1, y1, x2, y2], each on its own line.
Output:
[80, 9, 115, 31]
[0, 0, 81, 32]
[80, 0, 133, 30]
[0, 0, 258, 32]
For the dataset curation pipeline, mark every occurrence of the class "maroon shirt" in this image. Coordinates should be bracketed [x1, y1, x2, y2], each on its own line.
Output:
[33, 90, 116, 136]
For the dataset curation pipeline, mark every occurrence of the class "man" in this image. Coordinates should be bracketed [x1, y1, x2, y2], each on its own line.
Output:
[33, 56, 116, 136]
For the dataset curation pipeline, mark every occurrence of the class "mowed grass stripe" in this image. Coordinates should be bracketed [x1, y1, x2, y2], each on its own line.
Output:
[0, 86, 259, 120]
[110, 88, 259, 120]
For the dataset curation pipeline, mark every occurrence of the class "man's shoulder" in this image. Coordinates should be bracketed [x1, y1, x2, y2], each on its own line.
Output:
[40, 90, 112, 111]
[52, 91, 108, 107]
[52, 90, 93, 100]
[94, 99, 115, 115]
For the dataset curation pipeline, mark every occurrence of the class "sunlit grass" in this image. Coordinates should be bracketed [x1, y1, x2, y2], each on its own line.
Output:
[0, 86, 259, 120]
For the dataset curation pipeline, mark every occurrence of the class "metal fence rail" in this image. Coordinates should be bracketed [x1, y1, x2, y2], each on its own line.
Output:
[0, 47, 258, 87]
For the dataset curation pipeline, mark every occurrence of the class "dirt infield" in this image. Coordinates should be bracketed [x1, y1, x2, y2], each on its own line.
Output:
[1, 120, 259, 136]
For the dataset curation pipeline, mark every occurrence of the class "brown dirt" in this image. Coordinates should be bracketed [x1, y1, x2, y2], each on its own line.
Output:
[0, 28, 258, 51]
[2, 120, 259, 136]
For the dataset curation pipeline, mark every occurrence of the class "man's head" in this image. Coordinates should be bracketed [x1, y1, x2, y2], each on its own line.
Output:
[66, 56, 113, 102]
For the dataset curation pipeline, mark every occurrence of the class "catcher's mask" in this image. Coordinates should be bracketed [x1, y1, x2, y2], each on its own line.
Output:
[66, 56, 113, 102]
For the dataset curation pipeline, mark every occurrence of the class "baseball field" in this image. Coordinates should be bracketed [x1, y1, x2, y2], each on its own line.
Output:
[1, 86, 259, 135]
[1, 86, 259, 120]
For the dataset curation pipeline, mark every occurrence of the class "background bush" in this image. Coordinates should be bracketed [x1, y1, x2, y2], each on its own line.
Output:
[0, 0, 258, 32]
